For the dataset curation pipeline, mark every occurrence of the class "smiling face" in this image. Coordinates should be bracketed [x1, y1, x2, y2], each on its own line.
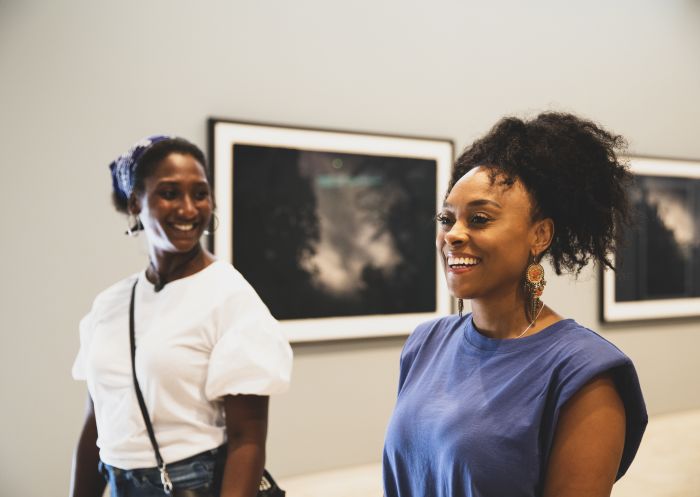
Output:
[437, 166, 552, 304]
[131, 152, 213, 255]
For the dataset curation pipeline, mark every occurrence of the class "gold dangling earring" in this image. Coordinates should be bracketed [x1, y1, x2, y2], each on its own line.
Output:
[457, 298, 464, 318]
[525, 258, 546, 321]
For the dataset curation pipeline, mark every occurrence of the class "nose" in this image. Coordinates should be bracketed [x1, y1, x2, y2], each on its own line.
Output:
[178, 194, 197, 217]
[443, 222, 468, 247]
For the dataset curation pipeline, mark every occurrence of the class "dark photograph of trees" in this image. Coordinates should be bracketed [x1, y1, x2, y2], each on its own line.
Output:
[231, 144, 437, 320]
[615, 175, 700, 302]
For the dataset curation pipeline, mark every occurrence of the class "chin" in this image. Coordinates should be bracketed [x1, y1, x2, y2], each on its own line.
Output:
[167, 239, 202, 253]
[447, 284, 477, 301]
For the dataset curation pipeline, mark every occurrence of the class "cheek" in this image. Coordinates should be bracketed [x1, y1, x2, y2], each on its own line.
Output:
[200, 204, 213, 222]
[493, 241, 531, 276]
[139, 202, 167, 229]
[144, 197, 165, 215]
[479, 229, 527, 263]
[436, 236, 447, 269]
[435, 232, 449, 259]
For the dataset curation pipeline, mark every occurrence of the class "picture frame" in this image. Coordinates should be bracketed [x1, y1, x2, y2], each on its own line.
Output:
[601, 156, 700, 322]
[209, 119, 454, 342]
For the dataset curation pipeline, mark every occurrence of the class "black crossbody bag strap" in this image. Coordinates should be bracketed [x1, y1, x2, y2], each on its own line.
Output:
[129, 279, 285, 497]
[129, 280, 174, 494]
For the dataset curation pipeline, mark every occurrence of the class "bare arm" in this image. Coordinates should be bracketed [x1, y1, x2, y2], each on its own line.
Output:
[69, 394, 106, 497]
[542, 373, 626, 497]
[220, 394, 269, 497]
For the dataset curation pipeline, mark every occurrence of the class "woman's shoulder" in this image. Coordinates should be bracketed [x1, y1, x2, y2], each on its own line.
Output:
[550, 319, 631, 365]
[402, 314, 464, 357]
[90, 272, 140, 310]
[78, 272, 140, 330]
[175, 261, 272, 317]
[544, 319, 643, 412]
[192, 260, 260, 298]
[412, 314, 463, 339]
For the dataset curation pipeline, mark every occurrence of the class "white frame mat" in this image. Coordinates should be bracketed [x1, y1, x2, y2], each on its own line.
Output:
[602, 156, 700, 322]
[209, 119, 453, 341]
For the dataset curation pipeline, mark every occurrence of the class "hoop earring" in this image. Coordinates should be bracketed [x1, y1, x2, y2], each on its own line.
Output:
[125, 214, 141, 237]
[204, 212, 219, 236]
[457, 298, 464, 318]
[524, 258, 546, 321]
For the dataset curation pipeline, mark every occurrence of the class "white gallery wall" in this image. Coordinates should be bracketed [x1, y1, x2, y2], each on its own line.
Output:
[1, 1, 699, 495]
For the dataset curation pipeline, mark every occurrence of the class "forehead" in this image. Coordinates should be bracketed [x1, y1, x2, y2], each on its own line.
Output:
[446, 166, 531, 208]
[147, 153, 208, 183]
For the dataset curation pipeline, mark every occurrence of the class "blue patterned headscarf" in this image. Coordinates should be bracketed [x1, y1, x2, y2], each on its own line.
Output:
[109, 135, 173, 203]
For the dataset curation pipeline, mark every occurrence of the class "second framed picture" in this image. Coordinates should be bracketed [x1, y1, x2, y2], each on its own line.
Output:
[601, 156, 700, 322]
[209, 119, 454, 342]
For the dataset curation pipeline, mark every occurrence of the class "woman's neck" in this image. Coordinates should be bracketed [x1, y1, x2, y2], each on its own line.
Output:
[470, 294, 560, 339]
[146, 244, 214, 291]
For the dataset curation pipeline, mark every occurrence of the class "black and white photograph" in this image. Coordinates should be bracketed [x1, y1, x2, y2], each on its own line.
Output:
[209, 120, 453, 341]
[602, 157, 700, 322]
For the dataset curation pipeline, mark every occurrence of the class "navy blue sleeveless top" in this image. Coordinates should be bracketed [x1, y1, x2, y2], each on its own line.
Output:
[383, 314, 647, 497]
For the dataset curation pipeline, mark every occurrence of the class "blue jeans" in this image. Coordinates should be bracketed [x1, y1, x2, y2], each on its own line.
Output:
[99, 446, 224, 497]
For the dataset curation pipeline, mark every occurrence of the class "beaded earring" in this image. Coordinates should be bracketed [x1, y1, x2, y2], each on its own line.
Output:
[524, 258, 546, 321]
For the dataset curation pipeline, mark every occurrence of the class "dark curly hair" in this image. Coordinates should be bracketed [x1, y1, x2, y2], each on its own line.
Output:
[450, 112, 633, 275]
[111, 137, 210, 214]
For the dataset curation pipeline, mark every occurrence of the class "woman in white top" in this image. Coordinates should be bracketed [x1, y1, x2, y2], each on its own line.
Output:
[69, 135, 293, 497]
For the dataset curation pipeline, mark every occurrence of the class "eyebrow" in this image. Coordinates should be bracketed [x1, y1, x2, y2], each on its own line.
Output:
[443, 199, 502, 209]
[155, 179, 210, 187]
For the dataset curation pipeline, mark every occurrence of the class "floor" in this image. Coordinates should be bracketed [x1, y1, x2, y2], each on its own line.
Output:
[611, 408, 700, 497]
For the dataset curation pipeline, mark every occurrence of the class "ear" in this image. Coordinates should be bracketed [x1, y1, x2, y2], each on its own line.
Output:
[127, 194, 141, 216]
[530, 217, 554, 258]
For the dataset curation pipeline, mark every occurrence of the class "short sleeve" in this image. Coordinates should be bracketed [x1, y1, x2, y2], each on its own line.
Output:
[205, 283, 293, 399]
[397, 317, 448, 395]
[72, 310, 95, 381]
[551, 334, 648, 480]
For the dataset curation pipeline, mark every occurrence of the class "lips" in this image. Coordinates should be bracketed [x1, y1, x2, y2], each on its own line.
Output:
[168, 221, 200, 236]
[172, 223, 195, 232]
[447, 255, 481, 268]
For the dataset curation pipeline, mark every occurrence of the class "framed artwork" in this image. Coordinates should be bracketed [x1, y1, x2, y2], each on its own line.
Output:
[601, 156, 700, 322]
[209, 119, 454, 342]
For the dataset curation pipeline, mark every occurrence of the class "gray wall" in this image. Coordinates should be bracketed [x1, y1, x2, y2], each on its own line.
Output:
[1, 1, 700, 495]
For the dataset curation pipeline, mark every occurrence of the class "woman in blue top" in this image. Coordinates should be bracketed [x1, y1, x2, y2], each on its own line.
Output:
[383, 112, 647, 497]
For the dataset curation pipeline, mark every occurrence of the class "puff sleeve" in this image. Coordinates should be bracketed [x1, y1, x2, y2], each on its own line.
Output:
[205, 279, 293, 400]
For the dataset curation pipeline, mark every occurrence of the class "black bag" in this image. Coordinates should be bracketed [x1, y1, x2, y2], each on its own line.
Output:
[163, 469, 283, 497]
[257, 470, 285, 497]
[129, 280, 285, 497]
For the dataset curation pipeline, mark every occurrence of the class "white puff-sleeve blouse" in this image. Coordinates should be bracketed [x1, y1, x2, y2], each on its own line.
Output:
[72, 261, 293, 470]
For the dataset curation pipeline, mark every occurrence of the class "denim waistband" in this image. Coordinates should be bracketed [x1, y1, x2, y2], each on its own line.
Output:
[99, 444, 226, 493]
[101, 445, 225, 475]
